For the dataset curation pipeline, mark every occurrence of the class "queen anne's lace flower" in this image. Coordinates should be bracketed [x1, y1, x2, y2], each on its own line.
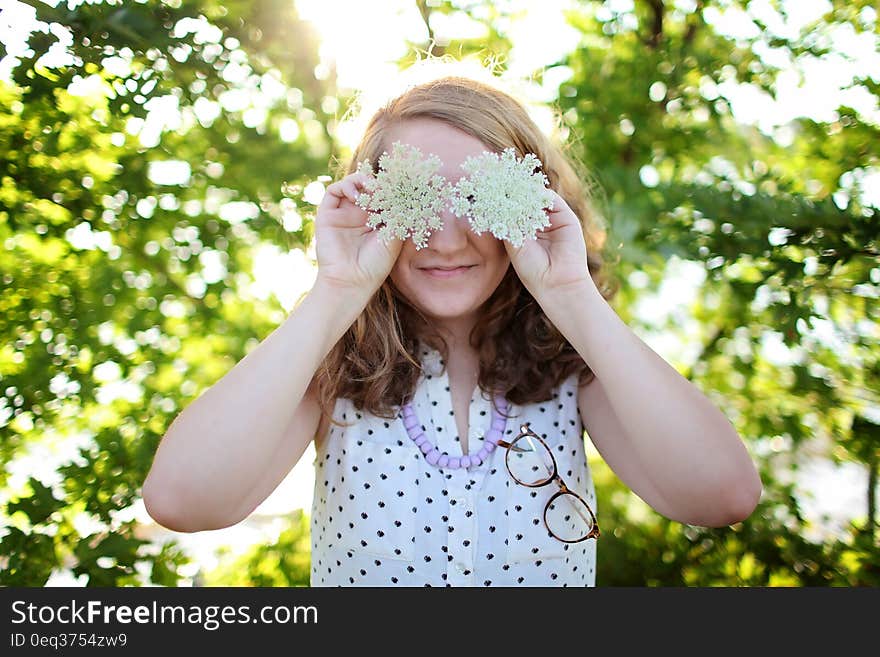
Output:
[355, 144, 556, 249]
[355, 142, 450, 250]
[450, 148, 555, 247]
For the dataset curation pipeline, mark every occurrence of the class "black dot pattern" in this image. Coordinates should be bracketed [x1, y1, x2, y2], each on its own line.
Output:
[310, 342, 597, 586]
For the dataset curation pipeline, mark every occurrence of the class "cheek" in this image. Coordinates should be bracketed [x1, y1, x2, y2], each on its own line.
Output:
[484, 243, 509, 276]
[389, 259, 402, 281]
[389, 258, 426, 309]
[475, 249, 510, 296]
[389, 266, 407, 295]
[389, 246, 416, 285]
[488, 261, 511, 291]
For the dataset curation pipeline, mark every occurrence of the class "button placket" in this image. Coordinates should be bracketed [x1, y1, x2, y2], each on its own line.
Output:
[417, 343, 517, 585]
[447, 470, 476, 585]
[419, 346, 476, 585]
[463, 384, 499, 492]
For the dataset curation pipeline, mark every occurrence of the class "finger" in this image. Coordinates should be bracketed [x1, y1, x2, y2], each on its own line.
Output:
[547, 189, 570, 214]
[340, 178, 364, 205]
[543, 192, 579, 229]
[503, 236, 523, 258]
[319, 181, 346, 211]
[383, 236, 404, 260]
[348, 170, 374, 186]
[349, 171, 376, 203]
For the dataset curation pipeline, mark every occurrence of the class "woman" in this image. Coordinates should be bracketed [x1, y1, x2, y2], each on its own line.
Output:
[142, 74, 762, 587]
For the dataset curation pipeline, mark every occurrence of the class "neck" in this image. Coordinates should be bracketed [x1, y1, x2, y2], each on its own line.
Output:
[432, 314, 477, 353]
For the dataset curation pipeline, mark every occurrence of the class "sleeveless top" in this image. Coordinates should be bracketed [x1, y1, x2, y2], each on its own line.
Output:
[309, 342, 598, 586]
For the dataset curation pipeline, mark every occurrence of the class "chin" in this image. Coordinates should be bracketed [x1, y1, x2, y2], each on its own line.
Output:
[416, 296, 481, 320]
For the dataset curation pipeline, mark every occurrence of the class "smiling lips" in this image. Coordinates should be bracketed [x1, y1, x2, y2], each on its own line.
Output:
[419, 265, 476, 279]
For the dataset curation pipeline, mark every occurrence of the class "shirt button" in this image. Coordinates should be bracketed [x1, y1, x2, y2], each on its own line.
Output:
[455, 563, 466, 574]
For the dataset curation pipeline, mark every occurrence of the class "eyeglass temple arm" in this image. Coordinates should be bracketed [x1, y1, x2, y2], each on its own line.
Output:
[493, 423, 533, 452]
[496, 438, 529, 453]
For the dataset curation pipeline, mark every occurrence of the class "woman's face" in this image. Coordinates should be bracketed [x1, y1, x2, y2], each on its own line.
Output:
[386, 118, 510, 336]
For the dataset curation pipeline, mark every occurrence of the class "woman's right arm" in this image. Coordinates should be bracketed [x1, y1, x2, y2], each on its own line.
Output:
[142, 170, 402, 532]
[141, 279, 371, 532]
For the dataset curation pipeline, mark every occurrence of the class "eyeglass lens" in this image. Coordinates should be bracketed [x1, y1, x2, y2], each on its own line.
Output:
[506, 433, 555, 485]
[546, 492, 595, 542]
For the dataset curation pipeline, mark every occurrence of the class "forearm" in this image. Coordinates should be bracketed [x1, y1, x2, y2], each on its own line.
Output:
[143, 278, 368, 528]
[542, 282, 762, 522]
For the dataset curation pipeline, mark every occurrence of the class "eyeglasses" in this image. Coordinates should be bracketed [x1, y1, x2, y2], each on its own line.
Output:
[497, 422, 600, 543]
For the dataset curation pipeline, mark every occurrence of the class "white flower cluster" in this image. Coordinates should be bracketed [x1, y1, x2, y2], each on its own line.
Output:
[355, 142, 449, 250]
[355, 143, 555, 250]
[450, 148, 555, 248]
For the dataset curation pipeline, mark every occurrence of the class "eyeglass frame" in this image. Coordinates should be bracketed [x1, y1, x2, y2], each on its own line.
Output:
[496, 421, 601, 543]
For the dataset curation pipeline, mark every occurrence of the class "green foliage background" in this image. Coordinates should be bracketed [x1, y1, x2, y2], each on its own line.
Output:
[1, 0, 877, 587]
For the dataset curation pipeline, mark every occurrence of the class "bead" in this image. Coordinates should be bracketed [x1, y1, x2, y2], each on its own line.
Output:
[400, 392, 509, 471]
[485, 428, 503, 443]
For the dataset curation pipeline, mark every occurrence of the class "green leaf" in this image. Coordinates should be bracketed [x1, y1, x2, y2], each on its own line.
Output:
[6, 478, 64, 526]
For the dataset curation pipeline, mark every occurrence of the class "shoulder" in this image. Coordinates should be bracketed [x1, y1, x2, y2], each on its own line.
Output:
[315, 408, 332, 448]
[516, 372, 581, 419]
[539, 371, 582, 413]
[313, 394, 349, 450]
[316, 395, 402, 448]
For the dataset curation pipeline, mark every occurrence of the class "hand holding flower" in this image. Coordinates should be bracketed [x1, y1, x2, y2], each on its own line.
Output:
[502, 190, 595, 302]
[314, 171, 405, 296]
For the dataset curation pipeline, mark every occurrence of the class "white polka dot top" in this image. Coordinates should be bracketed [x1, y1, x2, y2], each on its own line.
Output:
[309, 342, 598, 586]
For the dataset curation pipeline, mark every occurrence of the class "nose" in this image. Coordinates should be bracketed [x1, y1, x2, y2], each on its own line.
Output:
[426, 206, 470, 252]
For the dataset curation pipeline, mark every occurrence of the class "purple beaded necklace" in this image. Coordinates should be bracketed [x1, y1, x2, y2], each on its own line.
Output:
[401, 395, 509, 470]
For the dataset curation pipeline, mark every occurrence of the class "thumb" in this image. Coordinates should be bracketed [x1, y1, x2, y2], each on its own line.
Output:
[503, 236, 524, 260]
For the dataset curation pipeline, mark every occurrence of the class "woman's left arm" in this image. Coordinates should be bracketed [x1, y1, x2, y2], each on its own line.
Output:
[505, 192, 762, 527]
[560, 283, 761, 526]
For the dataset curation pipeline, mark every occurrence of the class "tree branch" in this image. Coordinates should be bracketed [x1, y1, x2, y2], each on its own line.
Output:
[645, 0, 665, 49]
[683, 0, 705, 46]
[415, 0, 446, 57]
